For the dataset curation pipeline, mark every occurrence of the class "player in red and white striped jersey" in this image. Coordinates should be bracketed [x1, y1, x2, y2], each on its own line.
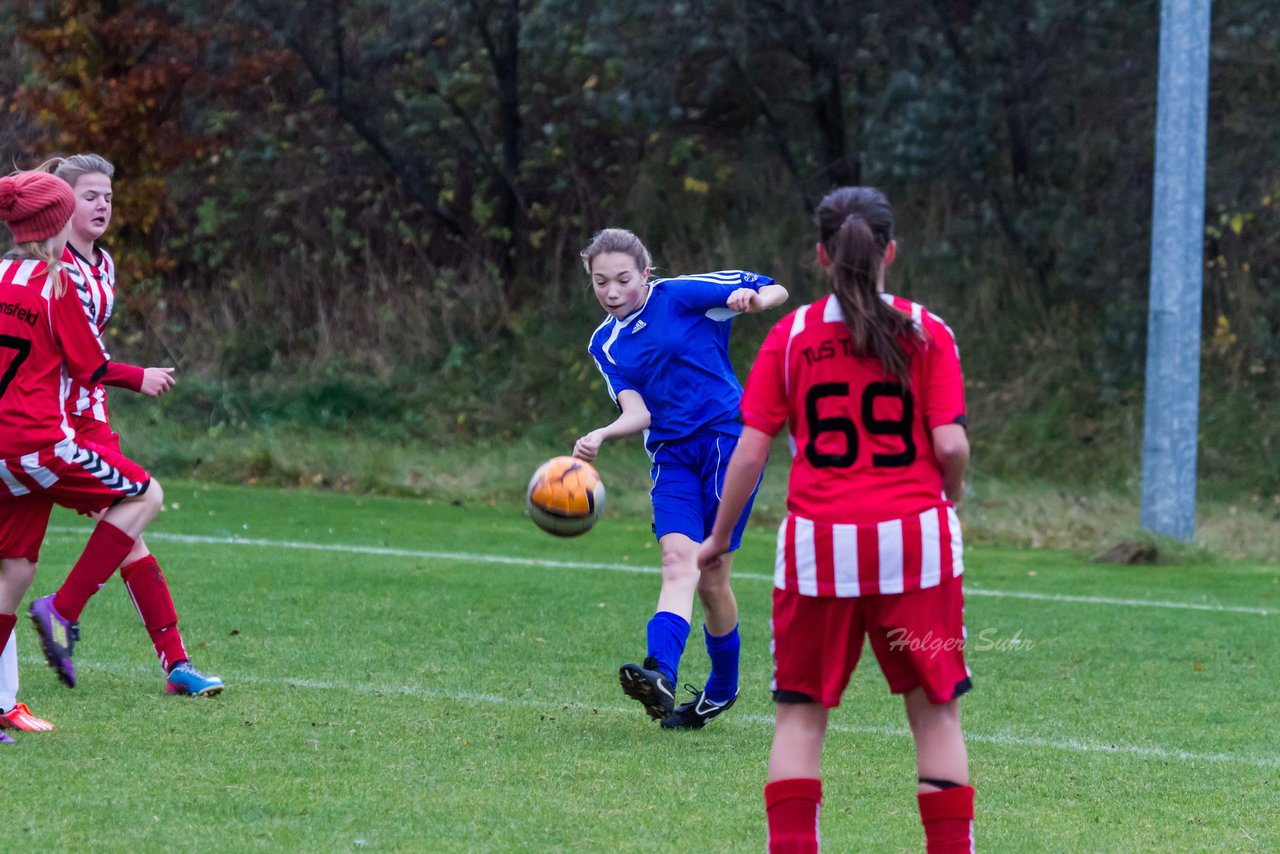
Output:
[0, 170, 170, 740]
[64, 238, 119, 420]
[699, 187, 975, 853]
[18, 155, 222, 699]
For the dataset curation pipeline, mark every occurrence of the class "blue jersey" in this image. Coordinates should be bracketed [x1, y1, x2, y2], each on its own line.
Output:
[588, 270, 773, 455]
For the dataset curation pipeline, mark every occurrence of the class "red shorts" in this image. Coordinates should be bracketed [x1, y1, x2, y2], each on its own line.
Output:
[771, 577, 971, 707]
[0, 437, 150, 562]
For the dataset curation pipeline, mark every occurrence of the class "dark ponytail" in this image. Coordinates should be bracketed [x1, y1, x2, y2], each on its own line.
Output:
[816, 186, 916, 384]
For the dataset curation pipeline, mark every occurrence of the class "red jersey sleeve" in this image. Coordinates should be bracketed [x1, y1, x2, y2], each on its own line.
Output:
[920, 313, 965, 429]
[49, 270, 110, 385]
[740, 311, 794, 436]
[101, 361, 145, 391]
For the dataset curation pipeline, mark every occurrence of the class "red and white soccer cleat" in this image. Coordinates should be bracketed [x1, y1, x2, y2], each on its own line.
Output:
[0, 702, 56, 732]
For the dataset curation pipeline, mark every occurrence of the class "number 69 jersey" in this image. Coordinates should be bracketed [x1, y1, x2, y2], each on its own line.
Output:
[741, 293, 966, 527]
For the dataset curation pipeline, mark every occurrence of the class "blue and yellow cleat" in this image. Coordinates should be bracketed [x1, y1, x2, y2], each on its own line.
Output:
[166, 661, 225, 697]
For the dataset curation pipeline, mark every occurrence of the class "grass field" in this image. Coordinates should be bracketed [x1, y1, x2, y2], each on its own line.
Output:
[4, 481, 1278, 852]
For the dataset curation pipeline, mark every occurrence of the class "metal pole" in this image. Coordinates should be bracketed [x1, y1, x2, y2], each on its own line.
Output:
[1140, 0, 1212, 541]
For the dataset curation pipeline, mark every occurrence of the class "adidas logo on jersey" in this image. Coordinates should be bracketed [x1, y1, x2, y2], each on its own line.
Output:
[631, 320, 647, 334]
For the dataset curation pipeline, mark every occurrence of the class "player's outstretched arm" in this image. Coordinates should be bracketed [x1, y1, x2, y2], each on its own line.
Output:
[573, 389, 650, 461]
[931, 423, 969, 503]
[698, 426, 772, 571]
[727, 283, 789, 314]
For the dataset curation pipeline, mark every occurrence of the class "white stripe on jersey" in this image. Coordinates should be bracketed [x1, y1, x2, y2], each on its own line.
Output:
[20, 452, 58, 488]
[654, 272, 752, 321]
[832, 523, 860, 596]
[949, 506, 965, 575]
[773, 524, 787, 598]
[823, 295, 843, 323]
[791, 516, 818, 596]
[651, 270, 747, 286]
[877, 517, 905, 594]
[775, 507, 963, 597]
[782, 303, 810, 460]
[920, 507, 943, 588]
[595, 286, 653, 366]
[0, 464, 28, 497]
[63, 248, 116, 422]
[590, 356, 620, 404]
[599, 321, 626, 366]
[783, 303, 810, 399]
[5, 259, 39, 286]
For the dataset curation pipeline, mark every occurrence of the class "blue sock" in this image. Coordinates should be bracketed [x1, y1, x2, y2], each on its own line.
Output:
[645, 611, 690, 684]
[702, 623, 740, 703]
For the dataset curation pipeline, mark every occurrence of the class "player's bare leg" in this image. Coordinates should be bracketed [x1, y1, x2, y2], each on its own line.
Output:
[769, 701, 828, 780]
[657, 543, 742, 728]
[0, 559, 37, 615]
[655, 533, 700, 621]
[618, 533, 701, 719]
[905, 687, 975, 851]
[696, 550, 737, 636]
[904, 689, 969, 789]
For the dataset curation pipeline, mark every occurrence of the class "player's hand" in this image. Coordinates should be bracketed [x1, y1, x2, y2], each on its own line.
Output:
[139, 367, 176, 397]
[573, 430, 606, 461]
[697, 535, 731, 573]
[725, 288, 762, 314]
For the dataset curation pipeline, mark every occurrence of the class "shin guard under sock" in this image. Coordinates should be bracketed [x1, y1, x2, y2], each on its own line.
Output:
[917, 785, 975, 854]
[702, 623, 740, 702]
[765, 778, 822, 854]
[645, 611, 690, 684]
[54, 521, 136, 622]
[121, 556, 188, 672]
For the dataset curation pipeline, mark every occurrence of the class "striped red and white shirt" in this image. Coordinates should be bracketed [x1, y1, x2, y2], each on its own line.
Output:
[0, 257, 101, 460]
[775, 505, 964, 596]
[62, 245, 125, 422]
[742, 293, 967, 597]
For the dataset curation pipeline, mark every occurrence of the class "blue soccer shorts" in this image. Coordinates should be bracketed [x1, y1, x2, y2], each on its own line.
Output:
[649, 432, 761, 549]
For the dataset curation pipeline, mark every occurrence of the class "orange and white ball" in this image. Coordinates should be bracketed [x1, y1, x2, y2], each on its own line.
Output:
[526, 456, 606, 537]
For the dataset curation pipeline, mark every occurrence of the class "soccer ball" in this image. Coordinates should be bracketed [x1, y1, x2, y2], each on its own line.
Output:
[526, 456, 606, 537]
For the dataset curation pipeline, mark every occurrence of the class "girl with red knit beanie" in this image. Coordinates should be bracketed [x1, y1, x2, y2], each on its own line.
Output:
[0, 170, 166, 743]
[700, 186, 976, 852]
[18, 154, 223, 699]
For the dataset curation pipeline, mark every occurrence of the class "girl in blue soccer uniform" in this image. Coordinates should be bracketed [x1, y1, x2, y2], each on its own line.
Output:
[575, 228, 788, 728]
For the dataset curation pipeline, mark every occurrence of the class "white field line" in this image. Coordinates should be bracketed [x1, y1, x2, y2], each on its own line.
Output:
[26, 656, 1280, 770]
[47, 527, 1274, 617]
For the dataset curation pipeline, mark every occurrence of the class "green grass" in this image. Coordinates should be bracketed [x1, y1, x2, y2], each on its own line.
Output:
[107, 391, 1280, 563]
[4, 482, 1278, 851]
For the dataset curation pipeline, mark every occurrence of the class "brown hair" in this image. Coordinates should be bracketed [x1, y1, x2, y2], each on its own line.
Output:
[815, 186, 916, 384]
[579, 227, 652, 276]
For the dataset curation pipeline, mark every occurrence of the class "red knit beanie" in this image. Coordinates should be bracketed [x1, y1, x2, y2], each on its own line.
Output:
[0, 171, 76, 244]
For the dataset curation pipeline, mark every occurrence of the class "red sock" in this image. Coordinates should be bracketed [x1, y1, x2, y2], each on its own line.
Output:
[765, 778, 822, 854]
[121, 556, 188, 672]
[918, 786, 975, 854]
[53, 521, 136, 622]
